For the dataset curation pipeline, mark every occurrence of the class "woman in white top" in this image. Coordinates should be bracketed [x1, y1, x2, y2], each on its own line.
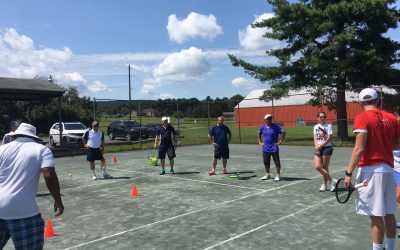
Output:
[313, 112, 337, 192]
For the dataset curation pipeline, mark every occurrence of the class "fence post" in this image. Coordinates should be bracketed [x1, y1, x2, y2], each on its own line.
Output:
[93, 97, 96, 121]
[176, 100, 180, 142]
[238, 102, 241, 144]
[207, 100, 210, 134]
[139, 100, 142, 149]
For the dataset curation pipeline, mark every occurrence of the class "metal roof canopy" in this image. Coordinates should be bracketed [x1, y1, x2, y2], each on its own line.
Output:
[0, 77, 65, 101]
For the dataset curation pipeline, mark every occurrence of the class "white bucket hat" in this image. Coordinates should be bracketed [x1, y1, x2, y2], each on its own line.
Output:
[10, 123, 41, 140]
[264, 114, 272, 120]
[161, 117, 169, 122]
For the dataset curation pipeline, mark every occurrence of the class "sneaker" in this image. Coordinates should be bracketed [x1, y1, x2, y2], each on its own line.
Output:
[160, 169, 166, 175]
[274, 176, 280, 181]
[92, 175, 97, 180]
[208, 169, 216, 175]
[169, 169, 175, 175]
[330, 179, 338, 192]
[222, 168, 228, 174]
[319, 184, 327, 192]
[261, 174, 271, 180]
[396, 221, 400, 228]
[103, 173, 113, 179]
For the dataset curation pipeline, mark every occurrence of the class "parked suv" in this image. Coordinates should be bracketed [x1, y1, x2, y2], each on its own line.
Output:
[49, 122, 88, 147]
[144, 124, 162, 138]
[107, 120, 149, 141]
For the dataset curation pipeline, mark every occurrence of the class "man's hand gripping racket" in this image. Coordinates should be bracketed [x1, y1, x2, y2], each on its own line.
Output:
[335, 178, 368, 204]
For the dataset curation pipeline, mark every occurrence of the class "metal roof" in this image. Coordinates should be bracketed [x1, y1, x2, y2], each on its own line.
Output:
[236, 87, 396, 108]
[0, 77, 65, 101]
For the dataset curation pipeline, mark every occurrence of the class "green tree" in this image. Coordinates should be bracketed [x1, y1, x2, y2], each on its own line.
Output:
[229, 0, 400, 138]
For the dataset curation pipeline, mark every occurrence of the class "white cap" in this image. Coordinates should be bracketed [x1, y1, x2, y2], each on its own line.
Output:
[359, 88, 378, 102]
[161, 117, 169, 122]
[264, 114, 272, 120]
[10, 123, 40, 140]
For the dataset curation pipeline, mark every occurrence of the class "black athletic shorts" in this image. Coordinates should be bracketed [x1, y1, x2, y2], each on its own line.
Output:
[158, 145, 176, 160]
[262, 151, 280, 166]
[315, 146, 334, 156]
[214, 144, 229, 159]
[87, 147, 104, 162]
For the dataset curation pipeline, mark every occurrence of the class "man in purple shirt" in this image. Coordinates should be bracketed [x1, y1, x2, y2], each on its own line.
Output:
[258, 114, 286, 181]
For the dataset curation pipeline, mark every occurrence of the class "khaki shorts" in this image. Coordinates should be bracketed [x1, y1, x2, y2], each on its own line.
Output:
[355, 164, 396, 216]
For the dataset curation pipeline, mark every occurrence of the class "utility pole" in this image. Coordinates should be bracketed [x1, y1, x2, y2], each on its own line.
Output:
[128, 64, 132, 120]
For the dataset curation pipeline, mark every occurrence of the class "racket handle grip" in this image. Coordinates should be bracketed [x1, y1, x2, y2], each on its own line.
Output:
[354, 182, 368, 188]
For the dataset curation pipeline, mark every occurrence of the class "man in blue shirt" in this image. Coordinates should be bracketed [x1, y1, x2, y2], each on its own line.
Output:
[208, 116, 232, 175]
[154, 117, 177, 175]
[258, 114, 286, 181]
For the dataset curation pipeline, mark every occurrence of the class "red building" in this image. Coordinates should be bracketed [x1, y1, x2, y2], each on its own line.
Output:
[234, 89, 363, 128]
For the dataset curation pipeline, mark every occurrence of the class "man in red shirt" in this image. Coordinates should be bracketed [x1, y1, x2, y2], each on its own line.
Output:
[345, 88, 400, 250]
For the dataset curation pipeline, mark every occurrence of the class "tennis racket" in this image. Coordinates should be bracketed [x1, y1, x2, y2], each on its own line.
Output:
[335, 178, 368, 204]
[228, 172, 257, 180]
[331, 134, 343, 147]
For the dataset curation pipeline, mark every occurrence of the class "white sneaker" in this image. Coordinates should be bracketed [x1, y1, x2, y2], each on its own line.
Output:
[396, 221, 400, 228]
[261, 174, 271, 180]
[274, 176, 280, 181]
[319, 184, 327, 192]
[92, 175, 97, 180]
[330, 179, 338, 192]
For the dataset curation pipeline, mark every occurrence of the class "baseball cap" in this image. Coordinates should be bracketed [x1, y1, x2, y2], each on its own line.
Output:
[359, 88, 378, 102]
[264, 114, 272, 120]
[161, 117, 169, 122]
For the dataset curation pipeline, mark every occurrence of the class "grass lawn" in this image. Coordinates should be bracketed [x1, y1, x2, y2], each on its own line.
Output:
[96, 117, 355, 153]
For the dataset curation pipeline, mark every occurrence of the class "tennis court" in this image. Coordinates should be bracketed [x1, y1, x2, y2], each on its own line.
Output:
[4, 144, 384, 249]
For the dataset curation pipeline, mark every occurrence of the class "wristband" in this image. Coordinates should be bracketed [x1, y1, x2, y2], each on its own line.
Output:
[345, 170, 352, 176]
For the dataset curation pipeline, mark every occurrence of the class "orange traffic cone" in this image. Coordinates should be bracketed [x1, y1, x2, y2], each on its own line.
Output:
[131, 184, 138, 197]
[44, 219, 55, 238]
[112, 156, 117, 163]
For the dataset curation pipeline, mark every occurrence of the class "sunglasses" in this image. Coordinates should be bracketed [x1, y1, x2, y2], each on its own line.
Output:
[319, 116, 326, 118]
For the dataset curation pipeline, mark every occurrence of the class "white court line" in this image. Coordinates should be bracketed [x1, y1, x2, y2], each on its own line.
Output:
[62, 180, 303, 250]
[203, 196, 337, 250]
[108, 168, 265, 191]
[61, 168, 345, 250]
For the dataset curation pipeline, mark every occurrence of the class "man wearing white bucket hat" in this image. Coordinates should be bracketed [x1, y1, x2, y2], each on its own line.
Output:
[0, 123, 64, 250]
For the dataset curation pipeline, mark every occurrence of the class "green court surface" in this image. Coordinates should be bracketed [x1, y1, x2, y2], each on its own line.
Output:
[3, 144, 394, 249]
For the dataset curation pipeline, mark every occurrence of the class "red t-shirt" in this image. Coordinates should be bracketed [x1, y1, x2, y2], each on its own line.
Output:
[353, 109, 400, 167]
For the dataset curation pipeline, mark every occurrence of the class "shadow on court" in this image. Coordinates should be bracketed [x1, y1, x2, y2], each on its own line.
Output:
[8, 145, 379, 250]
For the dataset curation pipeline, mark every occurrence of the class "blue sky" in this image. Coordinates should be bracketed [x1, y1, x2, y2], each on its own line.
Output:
[0, 1, 399, 100]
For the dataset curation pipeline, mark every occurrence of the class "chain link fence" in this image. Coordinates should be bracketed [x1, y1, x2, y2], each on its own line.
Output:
[92, 86, 400, 146]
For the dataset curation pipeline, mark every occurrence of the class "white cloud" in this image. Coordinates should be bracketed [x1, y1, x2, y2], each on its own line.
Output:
[0, 28, 111, 94]
[239, 13, 283, 50]
[158, 93, 175, 100]
[153, 47, 210, 83]
[231, 77, 257, 89]
[87, 81, 109, 93]
[141, 47, 211, 95]
[167, 12, 223, 44]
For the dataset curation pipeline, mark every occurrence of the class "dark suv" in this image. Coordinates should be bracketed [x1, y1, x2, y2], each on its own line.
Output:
[107, 121, 149, 141]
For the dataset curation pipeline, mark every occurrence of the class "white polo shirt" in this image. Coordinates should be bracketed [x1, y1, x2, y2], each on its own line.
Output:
[0, 137, 55, 219]
[83, 129, 104, 148]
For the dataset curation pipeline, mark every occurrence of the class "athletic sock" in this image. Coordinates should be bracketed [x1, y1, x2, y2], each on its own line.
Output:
[91, 170, 96, 176]
[372, 242, 383, 250]
[385, 238, 395, 250]
[102, 169, 107, 175]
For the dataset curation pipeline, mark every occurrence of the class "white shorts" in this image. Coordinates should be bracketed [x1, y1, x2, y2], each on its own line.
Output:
[355, 164, 396, 216]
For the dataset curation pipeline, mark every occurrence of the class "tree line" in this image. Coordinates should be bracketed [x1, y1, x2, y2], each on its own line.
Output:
[0, 87, 244, 135]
